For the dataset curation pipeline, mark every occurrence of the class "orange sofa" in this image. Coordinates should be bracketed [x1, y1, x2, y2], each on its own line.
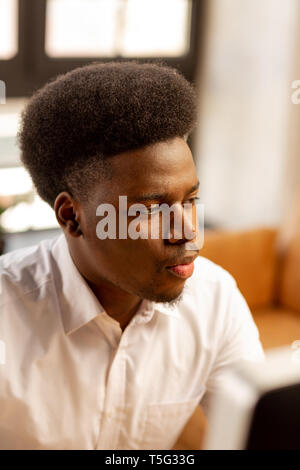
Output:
[200, 227, 300, 350]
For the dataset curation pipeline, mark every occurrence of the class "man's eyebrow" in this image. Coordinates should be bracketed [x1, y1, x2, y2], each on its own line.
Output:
[128, 181, 200, 202]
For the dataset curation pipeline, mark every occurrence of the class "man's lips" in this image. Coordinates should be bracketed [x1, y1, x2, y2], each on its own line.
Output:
[165, 256, 197, 279]
[166, 263, 194, 278]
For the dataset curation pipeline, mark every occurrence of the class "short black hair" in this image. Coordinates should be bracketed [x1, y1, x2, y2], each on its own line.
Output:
[19, 61, 197, 207]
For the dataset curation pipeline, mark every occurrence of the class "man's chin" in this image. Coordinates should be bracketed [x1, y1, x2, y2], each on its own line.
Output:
[161, 290, 185, 307]
[144, 285, 186, 306]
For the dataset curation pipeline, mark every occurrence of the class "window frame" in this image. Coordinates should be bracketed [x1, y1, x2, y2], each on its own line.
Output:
[0, 0, 205, 97]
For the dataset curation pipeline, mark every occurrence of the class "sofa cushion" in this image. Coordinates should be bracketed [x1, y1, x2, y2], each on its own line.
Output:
[252, 306, 300, 350]
[200, 228, 278, 309]
[278, 234, 300, 313]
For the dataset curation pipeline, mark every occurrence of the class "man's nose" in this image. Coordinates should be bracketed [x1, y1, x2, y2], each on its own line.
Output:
[166, 203, 198, 245]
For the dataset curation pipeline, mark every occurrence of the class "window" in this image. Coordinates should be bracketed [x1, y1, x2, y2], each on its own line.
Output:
[0, 0, 201, 97]
[0, 167, 32, 197]
[0, 99, 24, 167]
[0, 0, 18, 59]
[45, 0, 192, 58]
[0, 99, 59, 232]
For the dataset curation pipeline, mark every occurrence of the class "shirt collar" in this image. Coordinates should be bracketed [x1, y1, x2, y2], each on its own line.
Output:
[51, 234, 105, 335]
[51, 233, 180, 335]
[137, 297, 180, 323]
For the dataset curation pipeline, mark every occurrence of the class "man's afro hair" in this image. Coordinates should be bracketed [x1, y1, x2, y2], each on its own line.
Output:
[19, 61, 198, 207]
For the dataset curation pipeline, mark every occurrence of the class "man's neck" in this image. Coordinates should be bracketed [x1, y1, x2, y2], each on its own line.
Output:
[87, 279, 143, 331]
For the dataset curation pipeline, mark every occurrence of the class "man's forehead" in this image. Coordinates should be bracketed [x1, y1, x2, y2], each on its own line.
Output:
[111, 138, 194, 179]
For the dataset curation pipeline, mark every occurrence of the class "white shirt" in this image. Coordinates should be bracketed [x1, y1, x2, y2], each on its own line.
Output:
[0, 232, 265, 450]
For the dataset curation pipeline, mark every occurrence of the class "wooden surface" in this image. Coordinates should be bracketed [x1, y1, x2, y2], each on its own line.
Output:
[172, 404, 208, 450]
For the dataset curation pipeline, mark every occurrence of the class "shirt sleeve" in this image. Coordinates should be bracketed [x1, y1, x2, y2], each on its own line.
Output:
[199, 282, 266, 419]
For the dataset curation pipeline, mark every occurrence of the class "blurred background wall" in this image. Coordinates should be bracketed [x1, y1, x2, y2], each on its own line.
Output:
[195, 0, 300, 229]
[0, 0, 300, 252]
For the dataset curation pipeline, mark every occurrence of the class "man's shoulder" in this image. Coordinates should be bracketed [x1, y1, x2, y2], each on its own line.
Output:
[192, 255, 236, 287]
[181, 255, 238, 321]
[0, 234, 63, 300]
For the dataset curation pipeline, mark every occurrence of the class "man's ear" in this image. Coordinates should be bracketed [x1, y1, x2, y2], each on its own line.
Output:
[54, 191, 83, 237]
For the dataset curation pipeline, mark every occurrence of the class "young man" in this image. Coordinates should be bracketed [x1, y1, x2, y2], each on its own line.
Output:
[0, 62, 265, 450]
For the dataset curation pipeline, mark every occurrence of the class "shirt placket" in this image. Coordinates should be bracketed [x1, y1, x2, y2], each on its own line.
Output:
[94, 303, 155, 450]
[95, 316, 128, 450]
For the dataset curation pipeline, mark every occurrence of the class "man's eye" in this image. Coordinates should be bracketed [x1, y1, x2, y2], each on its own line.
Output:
[186, 197, 200, 204]
[139, 198, 199, 215]
[141, 204, 160, 214]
